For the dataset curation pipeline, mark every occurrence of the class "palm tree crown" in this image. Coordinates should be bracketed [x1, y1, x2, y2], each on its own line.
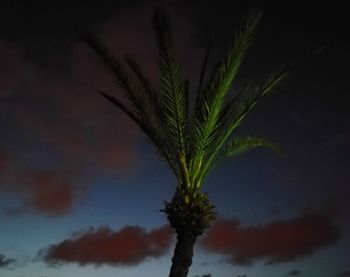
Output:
[84, 10, 282, 190]
[84, 9, 320, 277]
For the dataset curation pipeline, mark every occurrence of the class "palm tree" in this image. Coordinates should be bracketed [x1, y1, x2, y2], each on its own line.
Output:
[84, 10, 318, 277]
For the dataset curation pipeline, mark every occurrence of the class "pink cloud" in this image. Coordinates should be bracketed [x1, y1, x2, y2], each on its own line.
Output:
[17, 170, 77, 215]
[42, 224, 173, 266]
[1, 169, 82, 216]
[200, 209, 341, 265]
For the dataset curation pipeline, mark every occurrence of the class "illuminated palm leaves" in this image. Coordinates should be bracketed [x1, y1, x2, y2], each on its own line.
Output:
[83, 34, 181, 179]
[152, 11, 190, 187]
[223, 136, 280, 158]
[198, 66, 291, 183]
[85, 10, 312, 190]
[189, 11, 263, 187]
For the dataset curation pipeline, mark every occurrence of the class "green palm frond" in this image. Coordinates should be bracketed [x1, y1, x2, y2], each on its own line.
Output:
[222, 136, 282, 159]
[99, 91, 181, 179]
[153, 10, 190, 186]
[196, 37, 214, 101]
[83, 34, 151, 116]
[99, 91, 140, 126]
[85, 10, 321, 192]
[84, 35, 158, 133]
[84, 34, 183, 179]
[197, 46, 323, 184]
[217, 46, 323, 145]
[122, 54, 167, 130]
[190, 10, 263, 187]
[123, 54, 161, 108]
[197, 66, 289, 184]
[218, 84, 249, 124]
[199, 136, 282, 180]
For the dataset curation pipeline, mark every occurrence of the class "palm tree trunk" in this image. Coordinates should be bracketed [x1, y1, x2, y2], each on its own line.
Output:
[169, 232, 197, 277]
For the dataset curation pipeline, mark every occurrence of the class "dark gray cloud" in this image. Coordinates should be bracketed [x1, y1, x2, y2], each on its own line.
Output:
[286, 270, 301, 276]
[336, 272, 350, 277]
[193, 274, 212, 277]
[0, 254, 16, 268]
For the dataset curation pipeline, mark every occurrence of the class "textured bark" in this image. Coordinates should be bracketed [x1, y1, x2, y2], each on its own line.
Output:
[169, 232, 197, 277]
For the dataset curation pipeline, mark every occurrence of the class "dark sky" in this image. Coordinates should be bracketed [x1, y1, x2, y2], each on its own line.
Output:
[0, 1, 349, 277]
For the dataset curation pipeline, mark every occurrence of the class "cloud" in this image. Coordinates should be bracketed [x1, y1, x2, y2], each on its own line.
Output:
[0, 150, 9, 173]
[200, 210, 341, 265]
[0, 41, 33, 100]
[0, 254, 16, 268]
[336, 272, 350, 277]
[286, 270, 301, 276]
[3, 1, 200, 175]
[1, 169, 82, 217]
[41, 224, 173, 266]
[16, 170, 78, 215]
[10, 66, 140, 172]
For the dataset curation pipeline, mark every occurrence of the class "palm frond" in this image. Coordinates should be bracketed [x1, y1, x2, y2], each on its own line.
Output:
[222, 136, 282, 159]
[99, 91, 181, 180]
[84, 34, 168, 134]
[122, 54, 167, 129]
[199, 136, 282, 181]
[218, 84, 249, 124]
[153, 10, 190, 186]
[99, 91, 140, 125]
[84, 34, 183, 179]
[123, 54, 160, 106]
[190, 10, 263, 187]
[197, 66, 288, 184]
[197, 46, 323, 184]
[84, 34, 147, 116]
[86, 10, 321, 192]
[83, 34, 128, 88]
[196, 36, 214, 100]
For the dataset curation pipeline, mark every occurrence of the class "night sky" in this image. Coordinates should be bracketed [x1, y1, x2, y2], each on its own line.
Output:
[0, 1, 349, 277]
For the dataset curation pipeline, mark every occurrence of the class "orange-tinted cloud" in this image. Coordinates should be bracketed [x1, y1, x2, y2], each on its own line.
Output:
[200, 210, 341, 265]
[42, 224, 173, 266]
